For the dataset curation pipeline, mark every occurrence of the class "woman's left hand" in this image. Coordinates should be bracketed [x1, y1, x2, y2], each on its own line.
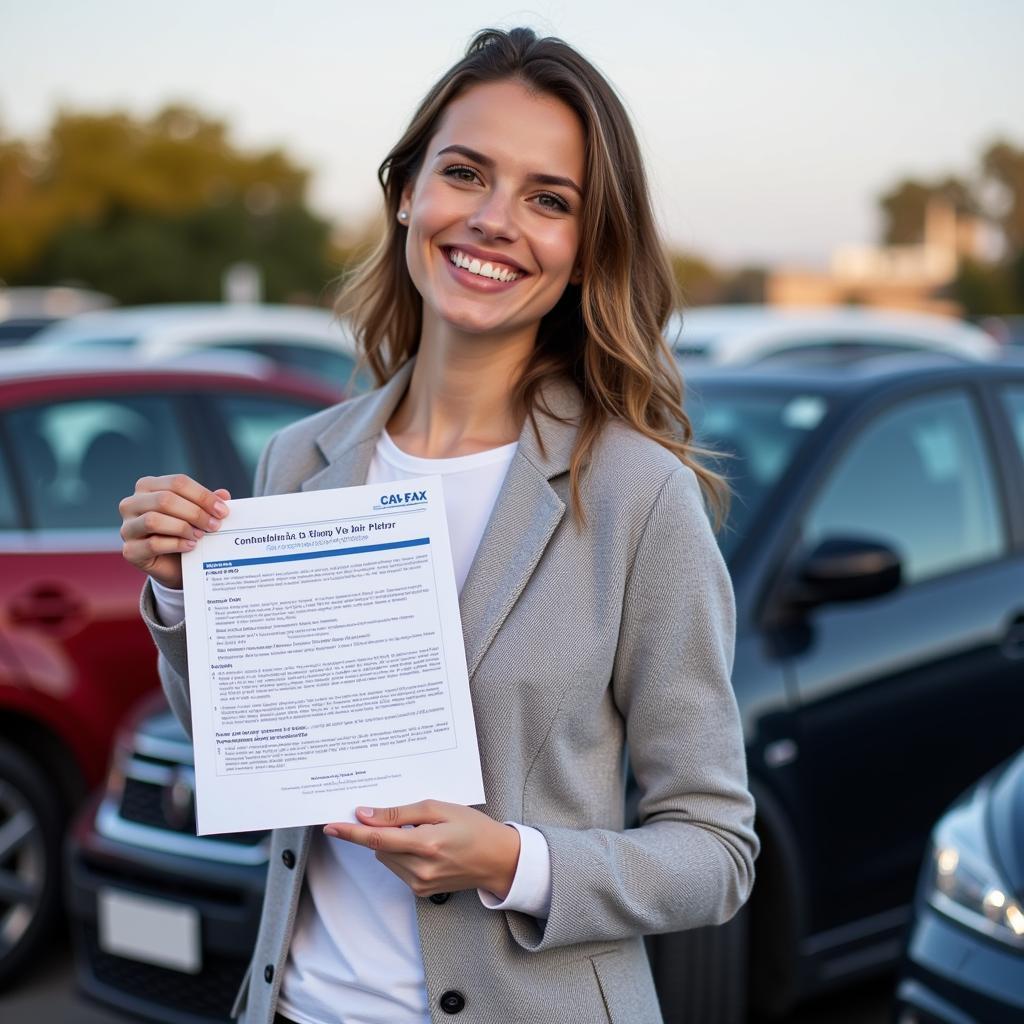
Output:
[324, 800, 521, 899]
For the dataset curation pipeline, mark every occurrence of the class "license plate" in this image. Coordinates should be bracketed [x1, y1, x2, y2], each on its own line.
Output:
[98, 887, 202, 974]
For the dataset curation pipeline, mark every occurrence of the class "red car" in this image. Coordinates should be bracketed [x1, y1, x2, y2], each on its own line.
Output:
[0, 353, 337, 987]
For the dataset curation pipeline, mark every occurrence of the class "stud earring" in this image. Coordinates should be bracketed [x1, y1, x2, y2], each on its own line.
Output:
[398, 210, 409, 222]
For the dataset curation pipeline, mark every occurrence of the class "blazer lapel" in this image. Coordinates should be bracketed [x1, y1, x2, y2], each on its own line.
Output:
[300, 359, 416, 492]
[458, 376, 581, 679]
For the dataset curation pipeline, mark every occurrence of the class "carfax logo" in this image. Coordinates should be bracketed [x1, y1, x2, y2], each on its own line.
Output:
[379, 490, 427, 506]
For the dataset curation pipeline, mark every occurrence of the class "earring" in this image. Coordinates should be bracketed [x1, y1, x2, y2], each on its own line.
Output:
[398, 210, 409, 222]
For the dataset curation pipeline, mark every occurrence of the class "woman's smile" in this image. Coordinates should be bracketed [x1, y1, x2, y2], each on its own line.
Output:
[441, 245, 526, 290]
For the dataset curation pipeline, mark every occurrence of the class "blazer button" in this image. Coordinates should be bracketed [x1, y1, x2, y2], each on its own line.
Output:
[439, 990, 465, 1014]
[281, 849, 296, 869]
[264, 964, 274, 984]
[429, 891, 451, 904]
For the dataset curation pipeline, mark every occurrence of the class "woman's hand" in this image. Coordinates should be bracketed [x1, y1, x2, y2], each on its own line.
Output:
[324, 800, 521, 900]
[119, 474, 232, 589]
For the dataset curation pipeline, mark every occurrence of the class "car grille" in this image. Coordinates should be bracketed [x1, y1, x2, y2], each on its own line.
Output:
[80, 921, 248, 1022]
[119, 775, 261, 847]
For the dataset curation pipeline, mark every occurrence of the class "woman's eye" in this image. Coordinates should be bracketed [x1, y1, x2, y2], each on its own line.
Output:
[536, 192, 571, 213]
[442, 164, 480, 183]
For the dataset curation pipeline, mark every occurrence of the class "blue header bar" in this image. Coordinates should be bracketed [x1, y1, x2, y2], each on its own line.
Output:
[203, 536, 429, 570]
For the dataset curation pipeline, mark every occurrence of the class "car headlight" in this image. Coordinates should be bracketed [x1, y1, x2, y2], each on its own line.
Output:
[925, 786, 1024, 948]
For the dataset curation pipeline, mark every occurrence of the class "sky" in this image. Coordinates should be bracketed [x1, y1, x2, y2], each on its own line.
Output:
[2, 0, 1022, 269]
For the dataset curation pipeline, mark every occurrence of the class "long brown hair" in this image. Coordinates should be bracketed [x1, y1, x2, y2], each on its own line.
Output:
[335, 27, 728, 527]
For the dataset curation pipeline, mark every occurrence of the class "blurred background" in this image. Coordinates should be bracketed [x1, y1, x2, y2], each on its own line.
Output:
[2, 0, 1023, 320]
[3, 4, 1024, 1024]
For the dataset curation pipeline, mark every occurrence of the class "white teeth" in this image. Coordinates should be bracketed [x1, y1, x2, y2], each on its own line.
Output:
[447, 248, 519, 281]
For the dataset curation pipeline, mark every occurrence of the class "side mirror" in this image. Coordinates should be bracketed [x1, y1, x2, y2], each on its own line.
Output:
[783, 536, 902, 609]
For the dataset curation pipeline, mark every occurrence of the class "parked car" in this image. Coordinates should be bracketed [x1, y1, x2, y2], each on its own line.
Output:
[28, 303, 369, 396]
[665, 304, 1000, 364]
[0, 286, 115, 347]
[65, 352, 1024, 1023]
[894, 747, 1024, 1023]
[0, 354, 339, 989]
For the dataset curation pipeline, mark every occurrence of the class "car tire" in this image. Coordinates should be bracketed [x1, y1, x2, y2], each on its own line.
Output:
[648, 906, 750, 1024]
[0, 740, 64, 990]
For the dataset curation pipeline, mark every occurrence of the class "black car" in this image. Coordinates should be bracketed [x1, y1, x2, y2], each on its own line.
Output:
[67, 353, 1024, 1023]
[894, 747, 1024, 1024]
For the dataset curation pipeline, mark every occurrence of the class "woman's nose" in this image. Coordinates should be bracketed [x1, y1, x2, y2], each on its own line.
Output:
[465, 189, 518, 241]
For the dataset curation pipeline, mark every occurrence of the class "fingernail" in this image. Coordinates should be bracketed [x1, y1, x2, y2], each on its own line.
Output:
[208, 517, 220, 531]
[184, 540, 196, 549]
[356, 807, 374, 818]
[323, 826, 338, 837]
[214, 501, 229, 516]
[193, 529, 203, 539]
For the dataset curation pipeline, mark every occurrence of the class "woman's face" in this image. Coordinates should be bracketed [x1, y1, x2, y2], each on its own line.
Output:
[400, 79, 585, 343]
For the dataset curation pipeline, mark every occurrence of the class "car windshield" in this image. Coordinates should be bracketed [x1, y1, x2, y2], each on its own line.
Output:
[686, 383, 828, 558]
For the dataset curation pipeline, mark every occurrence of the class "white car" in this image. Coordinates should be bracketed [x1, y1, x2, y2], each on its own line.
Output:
[666, 305, 1000, 364]
[29, 303, 367, 395]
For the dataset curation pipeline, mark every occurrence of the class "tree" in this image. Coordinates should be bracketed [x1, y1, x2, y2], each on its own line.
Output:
[879, 177, 975, 246]
[982, 140, 1024, 253]
[0, 104, 335, 302]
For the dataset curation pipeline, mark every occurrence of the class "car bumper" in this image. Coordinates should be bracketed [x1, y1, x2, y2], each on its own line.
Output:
[895, 903, 1024, 1024]
[65, 792, 268, 1024]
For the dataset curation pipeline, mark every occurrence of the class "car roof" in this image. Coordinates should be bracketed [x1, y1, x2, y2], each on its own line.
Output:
[667, 305, 1000, 361]
[684, 349, 1024, 397]
[0, 285, 115, 320]
[28, 303, 354, 351]
[0, 347, 336, 393]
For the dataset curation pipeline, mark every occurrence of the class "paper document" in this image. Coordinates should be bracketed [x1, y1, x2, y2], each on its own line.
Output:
[180, 476, 485, 834]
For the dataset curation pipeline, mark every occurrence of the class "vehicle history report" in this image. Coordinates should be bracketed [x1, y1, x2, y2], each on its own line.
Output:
[180, 476, 485, 834]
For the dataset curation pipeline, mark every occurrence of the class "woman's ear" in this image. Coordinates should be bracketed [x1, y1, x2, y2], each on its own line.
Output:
[397, 180, 414, 224]
[570, 264, 583, 286]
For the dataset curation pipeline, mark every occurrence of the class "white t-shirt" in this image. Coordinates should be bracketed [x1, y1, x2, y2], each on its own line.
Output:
[151, 428, 553, 1024]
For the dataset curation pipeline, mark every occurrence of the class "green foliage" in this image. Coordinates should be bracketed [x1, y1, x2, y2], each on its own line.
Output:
[951, 258, 1017, 317]
[0, 104, 334, 302]
[983, 141, 1024, 252]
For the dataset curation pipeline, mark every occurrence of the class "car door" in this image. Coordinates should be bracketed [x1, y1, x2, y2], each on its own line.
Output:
[0, 390, 202, 783]
[779, 384, 1023, 941]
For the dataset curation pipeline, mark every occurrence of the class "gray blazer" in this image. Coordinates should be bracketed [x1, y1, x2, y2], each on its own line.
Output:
[140, 359, 758, 1024]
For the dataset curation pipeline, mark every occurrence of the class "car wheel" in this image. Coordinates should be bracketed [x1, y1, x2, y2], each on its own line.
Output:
[0, 740, 63, 990]
[648, 906, 750, 1024]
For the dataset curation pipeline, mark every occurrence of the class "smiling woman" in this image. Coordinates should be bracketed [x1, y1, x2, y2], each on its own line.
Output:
[121, 25, 758, 1024]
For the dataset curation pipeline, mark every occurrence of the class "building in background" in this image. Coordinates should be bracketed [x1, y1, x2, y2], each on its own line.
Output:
[768, 198, 988, 314]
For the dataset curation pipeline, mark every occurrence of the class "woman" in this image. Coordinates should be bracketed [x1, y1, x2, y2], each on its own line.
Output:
[119, 27, 758, 1024]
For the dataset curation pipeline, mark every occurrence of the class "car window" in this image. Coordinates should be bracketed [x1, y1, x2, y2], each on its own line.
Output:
[0, 439, 20, 529]
[6, 396, 194, 531]
[687, 386, 827, 557]
[1000, 386, 1024, 463]
[803, 390, 1004, 584]
[211, 394, 324, 487]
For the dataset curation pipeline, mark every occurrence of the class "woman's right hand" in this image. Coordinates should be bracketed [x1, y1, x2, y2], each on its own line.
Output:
[119, 474, 232, 590]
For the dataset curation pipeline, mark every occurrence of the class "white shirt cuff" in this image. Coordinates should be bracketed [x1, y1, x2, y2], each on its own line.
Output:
[151, 578, 186, 627]
[477, 822, 552, 919]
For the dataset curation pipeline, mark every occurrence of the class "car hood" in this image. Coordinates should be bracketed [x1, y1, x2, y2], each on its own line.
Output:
[990, 748, 1024, 898]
